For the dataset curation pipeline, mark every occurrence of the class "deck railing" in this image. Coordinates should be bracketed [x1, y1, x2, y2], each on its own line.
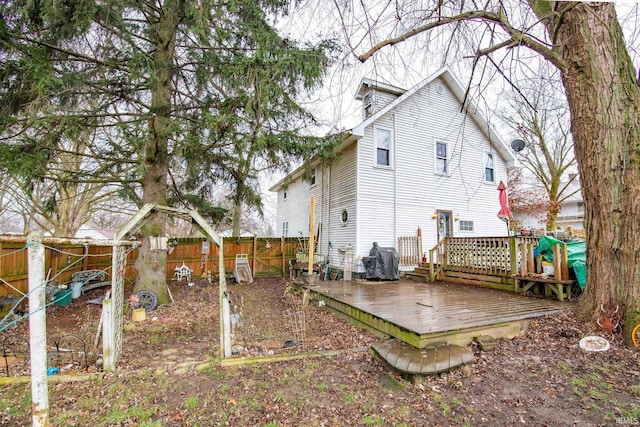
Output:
[427, 236, 541, 279]
[428, 238, 447, 281]
[397, 228, 423, 266]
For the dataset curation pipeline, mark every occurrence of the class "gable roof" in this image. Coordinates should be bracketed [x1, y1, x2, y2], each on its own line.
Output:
[269, 67, 516, 192]
[351, 66, 516, 167]
[355, 78, 406, 100]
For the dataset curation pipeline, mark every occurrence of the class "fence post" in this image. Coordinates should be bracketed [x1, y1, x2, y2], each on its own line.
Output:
[27, 231, 50, 426]
[252, 234, 258, 277]
[220, 237, 231, 358]
[429, 248, 435, 281]
[417, 227, 422, 265]
[281, 236, 285, 277]
[509, 236, 518, 275]
[561, 243, 569, 280]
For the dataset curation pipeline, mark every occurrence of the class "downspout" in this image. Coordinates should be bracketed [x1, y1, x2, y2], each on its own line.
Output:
[327, 163, 331, 260]
[393, 113, 398, 246]
[355, 140, 360, 258]
[320, 162, 324, 252]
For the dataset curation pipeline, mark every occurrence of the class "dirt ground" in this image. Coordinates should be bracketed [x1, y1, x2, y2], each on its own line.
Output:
[1, 276, 639, 426]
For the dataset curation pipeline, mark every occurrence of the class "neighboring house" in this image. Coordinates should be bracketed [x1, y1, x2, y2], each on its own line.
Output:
[556, 175, 584, 231]
[269, 67, 516, 268]
[517, 174, 584, 232]
[74, 221, 116, 240]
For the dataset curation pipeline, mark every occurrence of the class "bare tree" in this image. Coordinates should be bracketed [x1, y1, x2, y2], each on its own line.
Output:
[501, 66, 579, 230]
[338, 0, 640, 344]
[507, 167, 550, 232]
[1, 126, 126, 237]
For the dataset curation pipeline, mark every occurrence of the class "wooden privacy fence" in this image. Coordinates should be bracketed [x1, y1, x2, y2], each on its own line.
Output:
[0, 235, 301, 297]
[0, 238, 135, 299]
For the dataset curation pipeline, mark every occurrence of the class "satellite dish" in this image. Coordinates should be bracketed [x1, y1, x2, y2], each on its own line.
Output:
[511, 139, 526, 152]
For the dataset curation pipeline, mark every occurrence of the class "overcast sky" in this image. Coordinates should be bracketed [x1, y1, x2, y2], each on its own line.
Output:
[260, 1, 640, 230]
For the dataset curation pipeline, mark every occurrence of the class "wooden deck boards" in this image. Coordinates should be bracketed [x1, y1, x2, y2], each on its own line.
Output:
[305, 280, 571, 348]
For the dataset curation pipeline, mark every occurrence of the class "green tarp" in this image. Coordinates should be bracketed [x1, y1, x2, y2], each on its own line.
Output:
[536, 236, 587, 289]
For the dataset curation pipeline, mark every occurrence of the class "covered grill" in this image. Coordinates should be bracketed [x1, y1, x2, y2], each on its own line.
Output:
[362, 242, 400, 281]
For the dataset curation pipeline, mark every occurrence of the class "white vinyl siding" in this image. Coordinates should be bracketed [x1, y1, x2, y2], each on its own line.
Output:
[273, 165, 323, 239]
[380, 76, 509, 252]
[357, 118, 396, 256]
[327, 147, 357, 262]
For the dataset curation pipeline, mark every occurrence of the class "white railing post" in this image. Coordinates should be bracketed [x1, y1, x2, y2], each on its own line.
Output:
[27, 231, 50, 426]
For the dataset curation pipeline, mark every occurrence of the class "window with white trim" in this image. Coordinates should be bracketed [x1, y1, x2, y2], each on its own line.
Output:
[375, 127, 392, 167]
[577, 202, 584, 215]
[484, 152, 495, 183]
[459, 220, 474, 232]
[435, 141, 448, 175]
[282, 221, 289, 237]
[283, 190, 287, 201]
[363, 92, 373, 118]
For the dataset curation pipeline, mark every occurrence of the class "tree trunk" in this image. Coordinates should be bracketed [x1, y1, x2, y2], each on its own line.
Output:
[231, 201, 243, 238]
[133, 3, 179, 304]
[535, 2, 640, 343]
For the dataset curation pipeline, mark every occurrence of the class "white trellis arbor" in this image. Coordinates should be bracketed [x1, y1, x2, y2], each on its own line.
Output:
[11, 205, 228, 426]
[107, 203, 231, 371]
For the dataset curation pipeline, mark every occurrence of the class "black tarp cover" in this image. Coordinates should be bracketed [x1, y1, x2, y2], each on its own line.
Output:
[362, 242, 400, 280]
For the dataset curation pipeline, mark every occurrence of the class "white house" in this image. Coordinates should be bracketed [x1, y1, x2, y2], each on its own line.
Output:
[269, 67, 517, 268]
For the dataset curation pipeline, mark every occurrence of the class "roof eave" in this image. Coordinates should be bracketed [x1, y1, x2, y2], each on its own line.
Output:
[268, 133, 360, 192]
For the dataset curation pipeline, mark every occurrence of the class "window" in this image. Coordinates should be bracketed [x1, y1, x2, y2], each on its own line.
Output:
[282, 221, 289, 237]
[375, 127, 392, 167]
[363, 92, 373, 118]
[459, 220, 474, 232]
[283, 190, 287, 201]
[435, 141, 448, 175]
[310, 167, 316, 186]
[577, 202, 584, 215]
[484, 152, 495, 182]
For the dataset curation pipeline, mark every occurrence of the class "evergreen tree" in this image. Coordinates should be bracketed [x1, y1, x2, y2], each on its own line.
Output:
[0, 0, 337, 301]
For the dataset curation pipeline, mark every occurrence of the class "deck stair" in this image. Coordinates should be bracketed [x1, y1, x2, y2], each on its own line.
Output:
[404, 263, 444, 282]
[370, 340, 474, 378]
[404, 265, 435, 282]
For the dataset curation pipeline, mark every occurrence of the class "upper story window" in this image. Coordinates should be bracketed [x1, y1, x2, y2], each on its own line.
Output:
[435, 141, 448, 175]
[577, 202, 584, 215]
[375, 127, 392, 167]
[484, 152, 495, 183]
[283, 190, 287, 201]
[310, 167, 316, 187]
[363, 92, 373, 119]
